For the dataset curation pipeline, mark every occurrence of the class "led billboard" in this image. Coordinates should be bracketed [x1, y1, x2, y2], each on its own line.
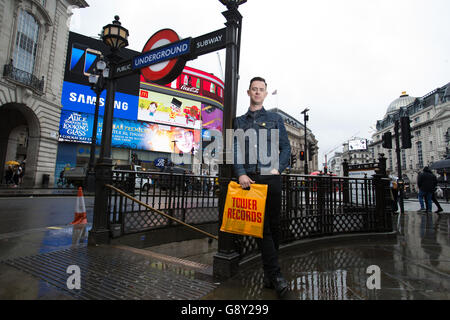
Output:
[58, 110, 200, 154]
[61, 81, 139, 120]
[138, 89, 202, 129]
[349, 139, 367, 151]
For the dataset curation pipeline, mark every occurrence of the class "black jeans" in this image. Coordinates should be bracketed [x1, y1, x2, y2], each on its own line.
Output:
[248, 174, 282, 279]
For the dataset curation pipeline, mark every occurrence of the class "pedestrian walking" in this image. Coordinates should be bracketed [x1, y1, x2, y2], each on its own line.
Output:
[417, 166, 437, 213]
[431, 191, 443, 213]
[19, 160, 26, 185]
[57, 169, 65, 187]
[5, 165, 14, 185]
[233, 76, 291, 298]
[13, 165, 22, 186]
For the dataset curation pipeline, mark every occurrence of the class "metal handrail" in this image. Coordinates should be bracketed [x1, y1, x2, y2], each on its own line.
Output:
[105, 183, 218, 240]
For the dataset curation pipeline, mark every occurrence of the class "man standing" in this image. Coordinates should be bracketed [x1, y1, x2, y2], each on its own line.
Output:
[233, 77, 291, 297]
[417, 166, 437, 213]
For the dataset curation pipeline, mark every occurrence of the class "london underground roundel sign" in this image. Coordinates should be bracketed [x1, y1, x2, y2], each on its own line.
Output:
[140, 29, 188, 85]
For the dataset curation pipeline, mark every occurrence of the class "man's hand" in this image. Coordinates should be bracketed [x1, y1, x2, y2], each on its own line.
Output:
[270, 169, 280, 175]
[239, 175, 255, 189]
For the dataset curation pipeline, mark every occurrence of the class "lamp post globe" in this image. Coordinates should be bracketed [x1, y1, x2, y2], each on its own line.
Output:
[102, 15, 129, 50]
[96, 59, 107, 71]
[219, 0, 247, 9]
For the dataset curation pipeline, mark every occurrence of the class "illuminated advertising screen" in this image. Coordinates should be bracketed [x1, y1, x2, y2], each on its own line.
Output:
[138, 89, 202, 129]
[349, 139, 367, 151]
[58, 110, 200, 154]
[59, 110, 92, 144]
[65, 32, 140, 97]
[62, 33, 140, 120]
[201, 104, 223, 131]
[61, 81, 139, 120]
[138, 123, 201, 154]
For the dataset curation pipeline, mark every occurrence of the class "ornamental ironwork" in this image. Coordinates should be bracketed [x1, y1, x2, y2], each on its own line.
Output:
[3, 62, 44, 93]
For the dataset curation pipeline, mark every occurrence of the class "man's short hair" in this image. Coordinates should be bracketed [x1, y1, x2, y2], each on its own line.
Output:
[249, 76, 267, 89]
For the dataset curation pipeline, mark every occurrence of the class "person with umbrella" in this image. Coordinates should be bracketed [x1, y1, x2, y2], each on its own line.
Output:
[430, 156, 450, 206]
[5, 161, 19, 186]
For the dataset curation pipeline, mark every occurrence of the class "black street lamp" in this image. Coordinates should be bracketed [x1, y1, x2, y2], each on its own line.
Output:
[102, 15, 129, 50]
[86, 57, 107, 193]
[88, 16, 129, 246]
[213, 0, 246, 280]
[219, 0, 247, 9]
[301, 108, 309, 174]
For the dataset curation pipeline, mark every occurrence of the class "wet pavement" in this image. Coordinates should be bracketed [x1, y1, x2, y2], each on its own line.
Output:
[0, 197, 449, 300]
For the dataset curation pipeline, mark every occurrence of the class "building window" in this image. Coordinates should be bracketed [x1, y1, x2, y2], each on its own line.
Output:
[417, 141, 423, 168]
[401, 150, 406, 170]
[13, 10, 40, 74]
[388, 150, 393, 170]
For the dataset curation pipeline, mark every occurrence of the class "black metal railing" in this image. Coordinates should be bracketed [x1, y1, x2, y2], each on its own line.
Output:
[3, 62, 44, 93]
[231, 173, 392, 260]
[107, 169, 393, 262]
[108, 170, 219, 235]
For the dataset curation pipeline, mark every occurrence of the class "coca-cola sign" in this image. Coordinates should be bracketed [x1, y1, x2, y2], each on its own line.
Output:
[175, 68, 224, 105]
[180, 85, 200, 94]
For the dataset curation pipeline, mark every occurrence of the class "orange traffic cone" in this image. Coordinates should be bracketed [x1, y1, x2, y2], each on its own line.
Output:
[71, 187, 87, 225]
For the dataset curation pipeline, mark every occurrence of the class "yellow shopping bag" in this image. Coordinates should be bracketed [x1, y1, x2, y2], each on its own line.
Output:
[220, 181, 268, 238]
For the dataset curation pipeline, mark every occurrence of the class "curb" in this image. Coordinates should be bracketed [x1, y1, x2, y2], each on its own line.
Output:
[0, 189, 95, 197]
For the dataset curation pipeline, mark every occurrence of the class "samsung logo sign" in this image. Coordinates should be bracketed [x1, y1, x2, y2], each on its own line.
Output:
[61, 81, 139, 120]
[68, 92, 129, 110]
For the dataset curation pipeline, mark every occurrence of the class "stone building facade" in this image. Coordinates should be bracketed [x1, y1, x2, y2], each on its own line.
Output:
[371, 84, 450, 191]
[0, 0, 88, 186]
[327, 151, 342, 176]
[268, 108, 318, 174]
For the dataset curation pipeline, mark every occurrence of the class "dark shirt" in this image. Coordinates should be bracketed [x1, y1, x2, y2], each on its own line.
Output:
[417, 168, 437, 192]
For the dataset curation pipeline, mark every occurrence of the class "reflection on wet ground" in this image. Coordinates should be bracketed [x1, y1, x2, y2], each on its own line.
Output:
[205, 211, 450, 300]
[0, 208, 449, 300]
[0, 224, 90, 261]
[0, 224, 91, 299]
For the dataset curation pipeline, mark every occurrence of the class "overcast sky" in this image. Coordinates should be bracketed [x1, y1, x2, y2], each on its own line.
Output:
[70, 0, 450, 168]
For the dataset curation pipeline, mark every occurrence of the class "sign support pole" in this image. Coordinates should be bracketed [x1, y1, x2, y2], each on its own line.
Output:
[213, 5, 242, 280]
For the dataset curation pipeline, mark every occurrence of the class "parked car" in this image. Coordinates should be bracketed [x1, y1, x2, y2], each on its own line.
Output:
[63, 164, 88, 188]
[154, 166, 188, 191]
[113, 164, 153, 193]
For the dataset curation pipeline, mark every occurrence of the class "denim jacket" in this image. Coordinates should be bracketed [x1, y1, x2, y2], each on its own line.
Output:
[233, 107, 291, 177]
